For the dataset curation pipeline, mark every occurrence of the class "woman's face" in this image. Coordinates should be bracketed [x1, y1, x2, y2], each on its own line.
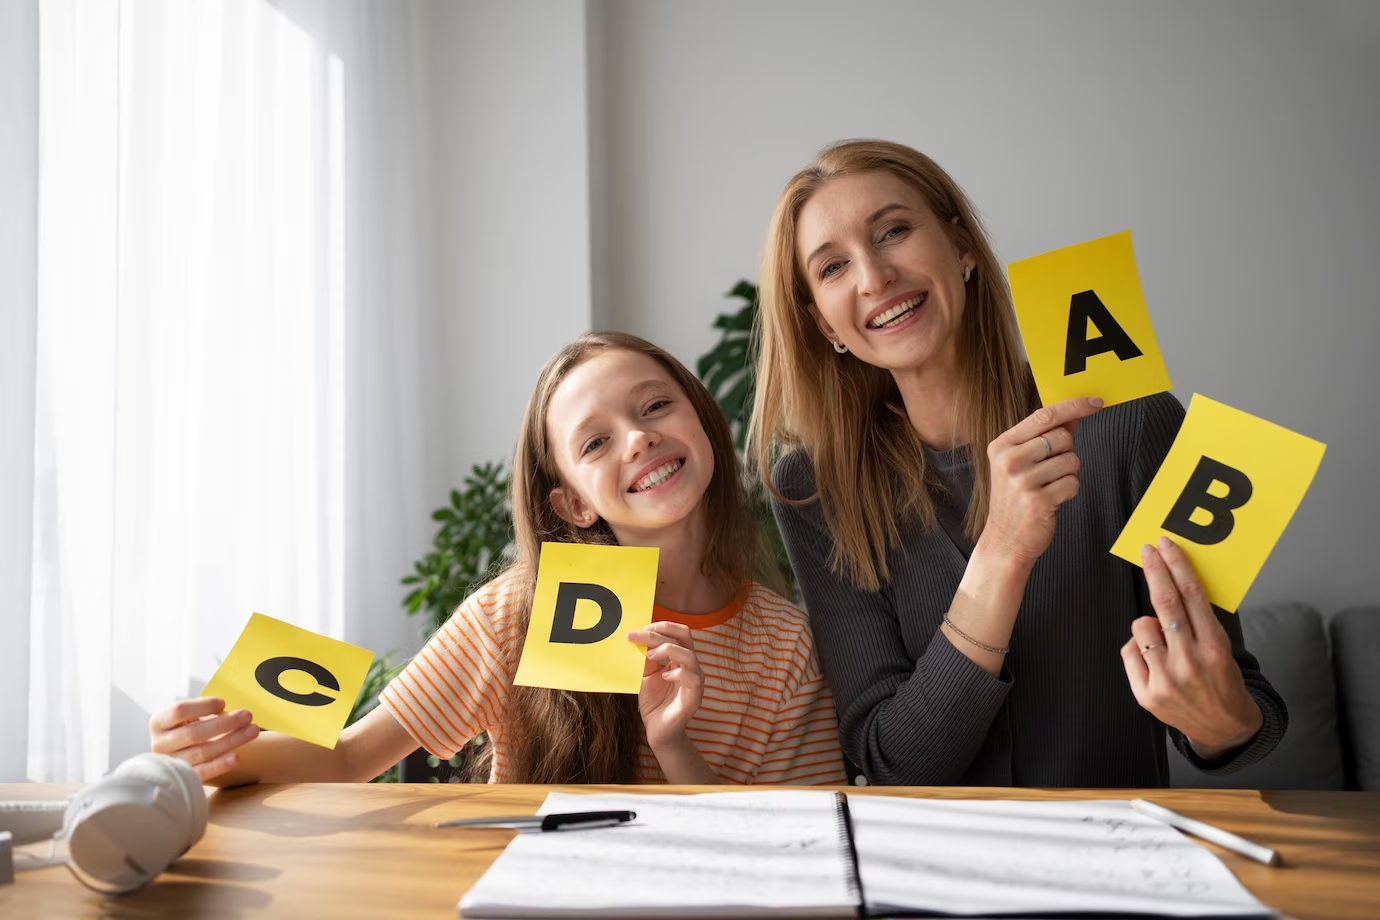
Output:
[795, 170, 972, 378]
[545, 349, 714, 545]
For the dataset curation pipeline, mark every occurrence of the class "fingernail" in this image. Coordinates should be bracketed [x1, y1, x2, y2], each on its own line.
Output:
[1158, 535, 1174, 551]
[1089, 397, 1104, 407]
[1140, 543, 1155, 561]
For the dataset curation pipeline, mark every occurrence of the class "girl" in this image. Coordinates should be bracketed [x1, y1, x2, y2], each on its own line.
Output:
[150, 332, 847, 785]
[749, 139, 1285, 787]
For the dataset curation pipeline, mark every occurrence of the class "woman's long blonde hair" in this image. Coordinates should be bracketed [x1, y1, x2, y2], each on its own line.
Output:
[494, 331, 767, 783]
[749, 139, 1035, 591]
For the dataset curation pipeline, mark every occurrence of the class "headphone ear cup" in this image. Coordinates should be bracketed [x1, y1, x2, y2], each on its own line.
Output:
[62, 753, 208, 894]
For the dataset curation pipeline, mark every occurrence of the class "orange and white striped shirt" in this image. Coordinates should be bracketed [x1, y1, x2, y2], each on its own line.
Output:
[380, 566, 847, 784]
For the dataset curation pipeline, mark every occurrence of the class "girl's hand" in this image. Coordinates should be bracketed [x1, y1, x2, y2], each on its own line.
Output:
[979, 396, 1103, 567]
[627, 622, 704, 750]
[1120, 537, 1264, 760]
[149, 697, 261, 782]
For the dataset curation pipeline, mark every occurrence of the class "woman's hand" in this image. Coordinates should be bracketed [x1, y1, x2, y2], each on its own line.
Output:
[979, 396, 1104, 567]
[627, 621, 704, 750]
[1120, 537, 1264, 760]
[149, 697, 260, 782]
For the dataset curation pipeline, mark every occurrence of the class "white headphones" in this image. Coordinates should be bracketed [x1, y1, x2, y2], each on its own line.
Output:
[0, 753, 207, 894]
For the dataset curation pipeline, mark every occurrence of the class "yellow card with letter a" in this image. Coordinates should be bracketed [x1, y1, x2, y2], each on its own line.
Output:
[1111, 395, 1326, 612]
[1008, 230, 1172, 407]
[513, 542, 659, 694]
[200, 613, 374, 749]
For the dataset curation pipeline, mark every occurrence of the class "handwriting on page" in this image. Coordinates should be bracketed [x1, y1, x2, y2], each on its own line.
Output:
[458, 791, 856, 917]
[848, 798, 1269, 918]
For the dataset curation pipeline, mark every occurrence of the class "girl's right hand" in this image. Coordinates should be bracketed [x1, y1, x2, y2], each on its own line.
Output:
[980, 396, 1103, 567]
[148, 697, 261, 782]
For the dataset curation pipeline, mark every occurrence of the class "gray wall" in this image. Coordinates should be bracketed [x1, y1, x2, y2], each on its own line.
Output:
[596, 0, 1380, 614]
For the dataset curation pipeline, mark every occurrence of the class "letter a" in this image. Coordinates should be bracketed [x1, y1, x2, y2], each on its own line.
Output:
[1162, 456, 1254, 546]
[549, 582, 623, 644]
[1065, 290, 1144, 375]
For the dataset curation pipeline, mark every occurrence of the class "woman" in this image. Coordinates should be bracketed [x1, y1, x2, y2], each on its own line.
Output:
[749, 139, 1285, 786]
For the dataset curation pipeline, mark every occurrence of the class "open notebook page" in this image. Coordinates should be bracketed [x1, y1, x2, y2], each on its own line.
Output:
[848, 797, 1275, 918]
[458, 791, 856, 919]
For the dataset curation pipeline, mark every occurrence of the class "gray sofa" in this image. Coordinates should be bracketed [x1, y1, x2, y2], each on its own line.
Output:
[1169, 605, 1380, 791]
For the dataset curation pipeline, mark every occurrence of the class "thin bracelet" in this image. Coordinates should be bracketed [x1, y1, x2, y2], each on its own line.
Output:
[943, 612, 1010, 655]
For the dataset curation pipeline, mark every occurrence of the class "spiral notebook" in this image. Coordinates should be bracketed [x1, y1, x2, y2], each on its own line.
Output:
[457, 791, 1277, 919]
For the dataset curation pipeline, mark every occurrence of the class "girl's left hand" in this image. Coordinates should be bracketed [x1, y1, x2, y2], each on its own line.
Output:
[627, 621, 704, 749]
[1120, 536, 1264, 761]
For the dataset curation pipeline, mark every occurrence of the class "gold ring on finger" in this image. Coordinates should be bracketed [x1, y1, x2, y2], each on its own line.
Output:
[1142, 642, 1166, 652]
[1039, 435, 1051, 459]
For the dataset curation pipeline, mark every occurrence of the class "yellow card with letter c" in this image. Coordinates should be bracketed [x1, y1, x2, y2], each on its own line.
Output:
[200, 613, 374, 749]
[513, 542, 659, 694]
[1008, 230, 1172, 407]
[1111, 395, 1326, 612]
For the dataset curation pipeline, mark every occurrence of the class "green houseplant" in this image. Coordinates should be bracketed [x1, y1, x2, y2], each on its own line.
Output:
[394, 461, 514, 781]
[697, 280, 796, 594]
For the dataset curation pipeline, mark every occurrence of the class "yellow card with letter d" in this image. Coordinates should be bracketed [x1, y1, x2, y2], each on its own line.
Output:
[201, 613, 374, 749]
[1111, 395, 1326, 612]
[1008, 231, 1172, 407]
[513, 542, 659, 694]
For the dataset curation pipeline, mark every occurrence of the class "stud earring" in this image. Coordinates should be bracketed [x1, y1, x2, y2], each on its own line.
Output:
[833, 340, 848, 354]
[962, 265, 972, 283]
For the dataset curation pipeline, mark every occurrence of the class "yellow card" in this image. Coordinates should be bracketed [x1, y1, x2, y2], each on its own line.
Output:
[513, 542, 659, 694]
[201, 613, 374, 749]
[1008, 230, 1172, 407]
[1111, 395, 1326, 612]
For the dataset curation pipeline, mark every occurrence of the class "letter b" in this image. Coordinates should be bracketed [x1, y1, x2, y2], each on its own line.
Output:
[1162, 456, 1254, 546]
[549, 582, 622, 644]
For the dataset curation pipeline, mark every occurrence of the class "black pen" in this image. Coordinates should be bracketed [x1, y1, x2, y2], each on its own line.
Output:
[432, 809, 636, 831]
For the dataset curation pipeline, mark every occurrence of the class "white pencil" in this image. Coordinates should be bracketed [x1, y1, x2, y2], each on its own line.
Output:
[1131, 798, 1281, 866]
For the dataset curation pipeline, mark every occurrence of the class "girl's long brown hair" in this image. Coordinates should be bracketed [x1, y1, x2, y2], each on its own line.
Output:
[492, 331, 767, 783]
[748, 139, 1035, 592]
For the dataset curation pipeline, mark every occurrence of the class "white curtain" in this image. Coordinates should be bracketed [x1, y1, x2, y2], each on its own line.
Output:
[26, 0, 438, 782]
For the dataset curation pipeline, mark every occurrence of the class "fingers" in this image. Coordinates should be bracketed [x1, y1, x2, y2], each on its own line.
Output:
[149, 696, 226, 733]
[1129, 615, 1168, 658]
[1002, 397, 1103, 446]
[627, 621, 695, 651]
[1151, 536, 1223, 641]
[1120, 637, 1150, 695]
[152, 708, 253, 756]
[1140, 542, 1197, 645]
[192, 750, 242, 783]
[178, 721, 260, 768]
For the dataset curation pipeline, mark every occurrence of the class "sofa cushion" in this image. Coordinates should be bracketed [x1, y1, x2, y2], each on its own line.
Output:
[1169, 604, 1345, 790]
[1330, 607, 1380, 791]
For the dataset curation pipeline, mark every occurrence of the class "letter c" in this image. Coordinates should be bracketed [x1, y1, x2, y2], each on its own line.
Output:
[254, 656, 341, 706]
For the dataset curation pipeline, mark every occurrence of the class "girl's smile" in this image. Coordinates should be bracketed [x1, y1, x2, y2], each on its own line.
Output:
[628, 457, 687, 493]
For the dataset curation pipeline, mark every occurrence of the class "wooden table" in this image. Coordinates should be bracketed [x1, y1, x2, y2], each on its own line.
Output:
[2, 783, 1377, 919]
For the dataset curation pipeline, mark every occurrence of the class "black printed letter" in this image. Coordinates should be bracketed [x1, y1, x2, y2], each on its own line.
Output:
[255, 656, 340, 706]
[549, 582, 622, 644]
[1065, 290, 1144, 375]
[1162, 456, 1254, 545]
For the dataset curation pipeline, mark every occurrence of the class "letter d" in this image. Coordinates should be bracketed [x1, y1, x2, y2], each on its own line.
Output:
[1162, 456, 1254, 546]
[549, 582, 622, 644]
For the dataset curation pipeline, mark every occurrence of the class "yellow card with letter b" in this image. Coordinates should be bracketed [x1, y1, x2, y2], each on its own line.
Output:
[1111, 395, 1326, 612]
[513, 542, 659, 694]
[1008, 230, 1172, 407]
[200, 613, 374, 749]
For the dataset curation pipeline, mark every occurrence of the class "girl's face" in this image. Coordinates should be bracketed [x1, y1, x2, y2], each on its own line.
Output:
[795, 170, 973, 379]
[545, 349, 715, 544]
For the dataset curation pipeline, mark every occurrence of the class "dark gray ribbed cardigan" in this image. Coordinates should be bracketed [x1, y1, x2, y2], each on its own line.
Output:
[771, 392, 1287, 787]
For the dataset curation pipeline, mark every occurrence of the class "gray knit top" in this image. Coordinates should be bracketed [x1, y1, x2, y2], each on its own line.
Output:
[770, 392, 1287, 787]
